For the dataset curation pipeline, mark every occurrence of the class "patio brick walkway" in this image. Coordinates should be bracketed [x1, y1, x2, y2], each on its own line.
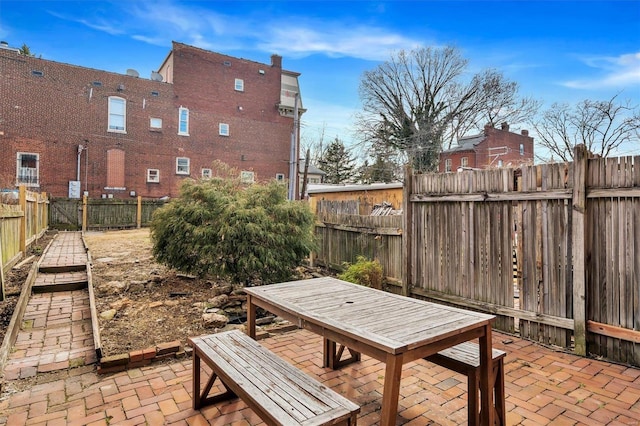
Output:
[1, 328, 638, 425]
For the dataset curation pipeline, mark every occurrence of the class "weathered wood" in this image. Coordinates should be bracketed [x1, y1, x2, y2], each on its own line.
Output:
[245, 277, 496, 426]
[189, 330, 360, 426]
[587, 320, 640, 344]
[425, 342, 506, 426]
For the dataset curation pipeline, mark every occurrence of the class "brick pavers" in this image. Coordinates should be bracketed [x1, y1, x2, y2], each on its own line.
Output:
[3, 291, 97, 381]
[1, 329, 638, 425]
[38, 232, 88, 270]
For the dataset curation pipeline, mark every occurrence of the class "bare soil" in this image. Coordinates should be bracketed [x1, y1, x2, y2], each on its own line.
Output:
[85, 228, 239, 356]
[1, 229, 328, 359]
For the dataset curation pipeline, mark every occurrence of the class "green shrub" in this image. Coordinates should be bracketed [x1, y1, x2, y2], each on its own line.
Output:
[150, 162, 316, 285]
[338, 256, 384, 289]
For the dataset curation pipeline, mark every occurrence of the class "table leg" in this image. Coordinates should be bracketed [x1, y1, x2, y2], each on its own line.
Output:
[192, 349, 201, 410]
[479, 324, 494, 426]
[379, 353, 403, 426]
[246, 294, 256, 339]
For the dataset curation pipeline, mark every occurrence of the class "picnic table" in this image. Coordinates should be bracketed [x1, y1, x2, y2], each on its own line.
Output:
[244, 277, 497, 425]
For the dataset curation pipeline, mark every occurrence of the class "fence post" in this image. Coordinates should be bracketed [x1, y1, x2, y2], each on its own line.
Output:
[402, 165, 413, 297]
[19, 186, 27, 256]
[137, 196, 142, 229]
[572, 144, 588, 356]
[82, 195, 88, 233]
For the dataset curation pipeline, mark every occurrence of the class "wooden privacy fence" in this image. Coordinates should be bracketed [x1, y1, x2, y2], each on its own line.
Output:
[49, 197, 166, 230]
[313, 146, 639, 366]
[1, 187, 49, 299]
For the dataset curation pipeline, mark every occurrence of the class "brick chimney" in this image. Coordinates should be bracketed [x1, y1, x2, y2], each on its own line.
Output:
[501, 122, 509, 131]
[521, 130, 529, 136]
[271, 54, 282, 68]
[484, 123, 493, 136]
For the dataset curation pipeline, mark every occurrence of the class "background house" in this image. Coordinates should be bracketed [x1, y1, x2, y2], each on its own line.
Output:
[0, 42, 304, 199]
[439, 123, 534, 172]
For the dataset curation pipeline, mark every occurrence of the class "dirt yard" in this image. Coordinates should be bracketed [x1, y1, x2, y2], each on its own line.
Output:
[84, 228, 240, 356]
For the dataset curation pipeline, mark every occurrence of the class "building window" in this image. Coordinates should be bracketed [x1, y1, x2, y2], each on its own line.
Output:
[445, 159, 452, 173]
[176, 157, 190, 175]
[461, 157, 468, 168]
[178, 107, 189, 135]
[520, 144, 525, 155]
[108, 96, 126, 132]
[498, 160, 503, 167]
[201, 168, 212, 179]
[106, 149, 125, 189]
[240, 170, 255, 184]
[275, 173, 285, 182]
[150, 117, 162, 129]
[235, 78, 244, 92]
[219, 123, 229, 136]
[16, 153, 39, 186]
[147, 169, 160, 183]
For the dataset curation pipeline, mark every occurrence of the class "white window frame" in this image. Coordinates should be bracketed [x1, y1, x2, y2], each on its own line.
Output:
[176, 157, 190, 175]
[461, 157, 468, 168]
[234, 78, 244, 92]
[147, 169, 160, 183]
[240, 170, 255, 184]
[16, 152, 39, 187]
[150, 117, 162, 129]
[178, 107, 189, 136]
[201, 168, 212, 179]
[520, 144, 525, 155]
[108, 96, 126, 133]
[219, 123, 229, 136]
[445, 158, 452, 173]
[275, 173, 285, 182]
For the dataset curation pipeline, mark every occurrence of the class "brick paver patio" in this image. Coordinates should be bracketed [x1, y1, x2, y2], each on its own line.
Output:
[1, 328, 638, 425]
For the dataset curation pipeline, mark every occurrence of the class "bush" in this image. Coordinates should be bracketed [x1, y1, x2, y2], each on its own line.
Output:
[338, 256, 384, 289]
[150, 162, 316, 285]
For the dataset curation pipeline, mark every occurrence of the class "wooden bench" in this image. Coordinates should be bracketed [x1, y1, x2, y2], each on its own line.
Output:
[188, 330, 360, 426]
[425, 342, 506, 426]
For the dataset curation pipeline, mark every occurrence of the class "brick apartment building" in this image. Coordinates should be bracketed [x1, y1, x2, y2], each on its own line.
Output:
[439, 123, 534, 172]
[0, 41, 304, 199]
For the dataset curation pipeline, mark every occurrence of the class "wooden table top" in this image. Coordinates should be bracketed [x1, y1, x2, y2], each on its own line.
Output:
[244, 277, 495, 355]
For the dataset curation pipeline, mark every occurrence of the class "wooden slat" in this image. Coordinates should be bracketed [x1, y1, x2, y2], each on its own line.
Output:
[190, 330, 359, 426]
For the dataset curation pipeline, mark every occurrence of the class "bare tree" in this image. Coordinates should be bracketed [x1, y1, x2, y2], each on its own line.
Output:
[451, 69, 540, 142]
[532, 94, 640, 162]
[357, 47, 538, 172]
[357, 46, 485, 172]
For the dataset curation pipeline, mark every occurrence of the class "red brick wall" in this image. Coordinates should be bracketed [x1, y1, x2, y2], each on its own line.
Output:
[438, 125, 534, 172]
[0, 43, 295, 198]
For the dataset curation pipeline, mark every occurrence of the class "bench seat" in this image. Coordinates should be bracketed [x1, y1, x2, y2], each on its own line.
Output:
[189, 330, 359, 426]
[425, 341, 506, 426]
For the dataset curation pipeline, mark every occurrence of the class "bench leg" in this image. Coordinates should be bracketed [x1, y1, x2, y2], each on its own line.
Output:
[192, 350, 237, 410]
[323, 338, 361, 369]
[494, 359, 505, 426]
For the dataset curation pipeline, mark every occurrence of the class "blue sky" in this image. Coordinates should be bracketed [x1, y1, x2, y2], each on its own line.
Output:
[1, 0, 639, 156]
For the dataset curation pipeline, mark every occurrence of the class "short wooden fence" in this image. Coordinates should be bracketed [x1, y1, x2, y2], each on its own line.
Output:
[1, 187, 49, 299]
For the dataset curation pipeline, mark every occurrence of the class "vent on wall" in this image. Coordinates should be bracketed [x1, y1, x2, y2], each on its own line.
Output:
[223, 61, 231, 66]
[31, 70, 43, 77]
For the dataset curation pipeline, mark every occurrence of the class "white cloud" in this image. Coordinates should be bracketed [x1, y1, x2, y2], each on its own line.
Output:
[259, 24, 421, 61]
[563, 52, 640, 89]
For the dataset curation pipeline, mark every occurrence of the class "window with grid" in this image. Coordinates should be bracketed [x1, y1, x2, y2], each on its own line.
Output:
[219, 123, 229, 136]
[235, 78, 244, 91]
[176, 157, 190, 175]
[16, 153, 39, 186]
[461, 157, 468, 168]
[108, 97, 126, 132]
[445, 159, 452, 172]
[147, 169, 160, 183]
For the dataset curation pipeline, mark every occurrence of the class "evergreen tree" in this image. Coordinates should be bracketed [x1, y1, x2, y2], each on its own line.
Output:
[150, 162, 316, 285]
[318, 138, 356, 184]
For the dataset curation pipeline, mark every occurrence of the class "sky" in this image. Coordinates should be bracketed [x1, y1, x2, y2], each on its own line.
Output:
[1, 0, 639, 158]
